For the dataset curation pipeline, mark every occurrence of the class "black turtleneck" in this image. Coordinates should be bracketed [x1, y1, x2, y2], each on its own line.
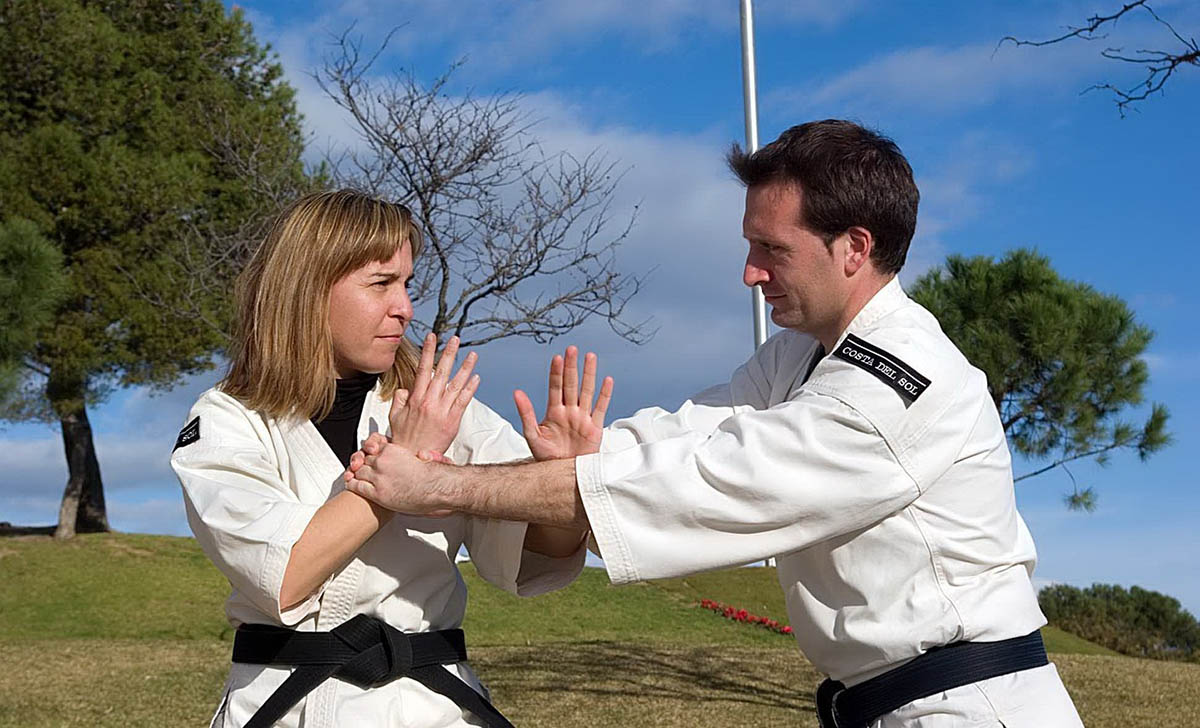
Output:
[311, 372, 380, 468]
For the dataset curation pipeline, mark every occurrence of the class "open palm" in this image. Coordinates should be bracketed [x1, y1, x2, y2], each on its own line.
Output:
[515, 346, 614, 461]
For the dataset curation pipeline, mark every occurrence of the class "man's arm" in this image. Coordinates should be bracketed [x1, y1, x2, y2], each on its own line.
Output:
[345, 453, 587, 528]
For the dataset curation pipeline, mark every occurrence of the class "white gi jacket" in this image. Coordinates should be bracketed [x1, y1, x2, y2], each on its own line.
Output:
[578, 278, 1082, 726]
[172, 385, 585, 728]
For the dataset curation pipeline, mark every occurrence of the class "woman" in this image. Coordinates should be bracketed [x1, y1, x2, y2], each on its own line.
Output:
[171, 189, 599, 728]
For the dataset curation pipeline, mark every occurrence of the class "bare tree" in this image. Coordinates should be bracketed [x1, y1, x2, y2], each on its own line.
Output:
[317, 32, 652, 348]
[1001, 1, 1198, 116]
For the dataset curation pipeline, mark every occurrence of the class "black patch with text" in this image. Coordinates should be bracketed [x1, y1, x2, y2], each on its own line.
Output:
[833, 334, 931, 406]
[174, 416, 200, 451]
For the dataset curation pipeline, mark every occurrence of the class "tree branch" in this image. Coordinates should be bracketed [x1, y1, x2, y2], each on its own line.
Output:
[999, 2, 1197, 115]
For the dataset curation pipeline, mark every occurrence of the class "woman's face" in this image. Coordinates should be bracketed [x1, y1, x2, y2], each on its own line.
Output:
[328, 246, 414, 378]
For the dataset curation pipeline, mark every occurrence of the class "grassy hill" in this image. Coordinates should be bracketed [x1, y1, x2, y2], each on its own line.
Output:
[0, 533, 1194, 727]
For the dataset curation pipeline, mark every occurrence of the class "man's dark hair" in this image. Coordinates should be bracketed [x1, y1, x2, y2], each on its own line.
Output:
[727, 119, 919, 274]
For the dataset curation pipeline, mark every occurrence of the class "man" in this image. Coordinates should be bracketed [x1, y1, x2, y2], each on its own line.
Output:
[346, 120, 1084, 727]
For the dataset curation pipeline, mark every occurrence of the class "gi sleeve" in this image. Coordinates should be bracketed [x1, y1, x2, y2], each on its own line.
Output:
[577, 390, 921, 584]
[450, 399, 586, 597]
[600, 329, 805, 452]
[170, 392, 323, 626]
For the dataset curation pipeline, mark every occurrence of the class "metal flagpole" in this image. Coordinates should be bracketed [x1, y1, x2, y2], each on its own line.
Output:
[741, 0, 775, 569]
[740, 0, 768, 351]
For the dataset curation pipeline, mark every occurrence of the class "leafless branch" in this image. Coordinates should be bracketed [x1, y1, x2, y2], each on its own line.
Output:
[314, 30, 652, 348]
[1000, 1, 1197, 115]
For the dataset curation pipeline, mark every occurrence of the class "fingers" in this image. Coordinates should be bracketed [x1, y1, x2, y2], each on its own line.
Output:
[579, 351, 597, 411]
[433, 336, 461, 385]
[448, 372, 480, 419]
[592, 376, 615, 428]
[416, 449, 449, 463]
[562, 346, 580, 406]
[546, 354, 564, 409]
[349, 451, 364, 472]
[410, 333, 438, 402]
[344, 476, 376, 501]
[362, 432, 388, 454]
[514, 389, 540, 437]
[445, 350, 477, 399]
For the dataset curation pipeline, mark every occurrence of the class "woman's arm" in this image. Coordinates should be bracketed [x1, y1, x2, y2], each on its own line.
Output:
[279, 491, 392, 610]
[280, 335, 478, 609]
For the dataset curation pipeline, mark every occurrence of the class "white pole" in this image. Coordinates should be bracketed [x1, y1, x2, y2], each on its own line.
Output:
[741, 0, 775, 570]
[740, 0, 768, 351]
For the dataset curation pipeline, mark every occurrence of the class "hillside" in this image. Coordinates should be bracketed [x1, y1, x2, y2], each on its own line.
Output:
[0, 533, 1195, 727]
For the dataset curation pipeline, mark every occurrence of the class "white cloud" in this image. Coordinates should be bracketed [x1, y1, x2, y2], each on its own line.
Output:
[249, 0, 868, 75]
[770, 38, 1103, 119]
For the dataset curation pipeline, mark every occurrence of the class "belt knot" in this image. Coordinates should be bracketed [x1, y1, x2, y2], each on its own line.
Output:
[330, 614, 414, 688]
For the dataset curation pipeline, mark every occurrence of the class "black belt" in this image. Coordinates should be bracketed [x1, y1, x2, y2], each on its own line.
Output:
[232, 614, 514, 728]
[815, 630, 1048, 728]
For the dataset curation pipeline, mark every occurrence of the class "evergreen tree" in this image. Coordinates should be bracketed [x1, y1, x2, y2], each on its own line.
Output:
[909, 249, 1170, 510]
[0, 0, 310, 537]
[0, 218, 65, 400]
[1040, 583, 1200, 661]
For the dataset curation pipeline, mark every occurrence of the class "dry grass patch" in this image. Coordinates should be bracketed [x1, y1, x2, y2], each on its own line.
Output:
[2, 640, 1199, 727]
[1055, 653, 1200, 728]
[474, 642, 821, 726]
[0, 639, 228, 727]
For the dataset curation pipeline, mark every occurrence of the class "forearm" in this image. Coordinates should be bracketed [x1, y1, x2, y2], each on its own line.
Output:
[280, 490, 392, 610]
[436, 457, 588, 528]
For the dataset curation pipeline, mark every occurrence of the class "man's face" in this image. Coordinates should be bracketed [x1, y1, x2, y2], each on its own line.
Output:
[742, 181, 847, 336]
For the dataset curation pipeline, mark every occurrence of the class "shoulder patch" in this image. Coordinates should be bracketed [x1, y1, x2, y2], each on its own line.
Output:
[833, 334, 931, 406]
[174, 416, 200, 452]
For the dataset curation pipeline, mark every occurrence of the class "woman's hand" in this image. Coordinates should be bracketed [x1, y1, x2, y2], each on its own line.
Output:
[388, 333, 480, 455]
[514, 346, 614, 461]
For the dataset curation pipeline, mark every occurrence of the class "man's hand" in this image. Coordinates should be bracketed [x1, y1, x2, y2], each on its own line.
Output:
[345, 434, 454, 517]
[388, 333, 480, 455]
[514, 346, 614, 461]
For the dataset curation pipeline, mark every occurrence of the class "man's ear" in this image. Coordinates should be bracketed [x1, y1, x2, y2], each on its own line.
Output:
[843, 226, 873, 276]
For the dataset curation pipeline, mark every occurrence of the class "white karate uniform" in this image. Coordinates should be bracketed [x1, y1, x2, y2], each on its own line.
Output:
[172, 385, 585, 728]
[577, 278, 1083, 727]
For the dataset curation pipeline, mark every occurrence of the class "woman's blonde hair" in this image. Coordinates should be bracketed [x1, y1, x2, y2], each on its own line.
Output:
[220, 189, 425, 420]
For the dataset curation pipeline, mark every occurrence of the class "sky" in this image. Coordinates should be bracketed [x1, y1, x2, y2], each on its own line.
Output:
[2, 0, 1198, 613]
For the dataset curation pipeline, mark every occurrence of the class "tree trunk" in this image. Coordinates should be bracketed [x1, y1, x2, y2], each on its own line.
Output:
[54, 401, 109, 539]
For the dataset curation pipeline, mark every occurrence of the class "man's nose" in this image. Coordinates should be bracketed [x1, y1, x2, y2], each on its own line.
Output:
[743, 254, 770, 289]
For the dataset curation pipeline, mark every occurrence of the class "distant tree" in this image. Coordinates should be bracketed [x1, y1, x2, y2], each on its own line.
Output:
[1040, 583, 1200, 661]
[0, 218, 66, 400]
[0, 0, 311, 538]
[909, 249, 1170, 511]
[317, 32, 651, 348]
[1001, 1, 1198, 116]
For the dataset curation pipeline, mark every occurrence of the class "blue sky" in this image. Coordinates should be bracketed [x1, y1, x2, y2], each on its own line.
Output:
[3, 0, 1198, 613]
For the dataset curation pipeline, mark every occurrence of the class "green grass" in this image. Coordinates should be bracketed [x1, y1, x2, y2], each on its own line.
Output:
[0, 533, 230, 640]
[0, 532, 1191, 727]
[465, 566, 791, 648]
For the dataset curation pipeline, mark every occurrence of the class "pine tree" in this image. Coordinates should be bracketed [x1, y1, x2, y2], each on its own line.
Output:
[0, 0, 310, 537]
[909, 249, 1170, 510]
